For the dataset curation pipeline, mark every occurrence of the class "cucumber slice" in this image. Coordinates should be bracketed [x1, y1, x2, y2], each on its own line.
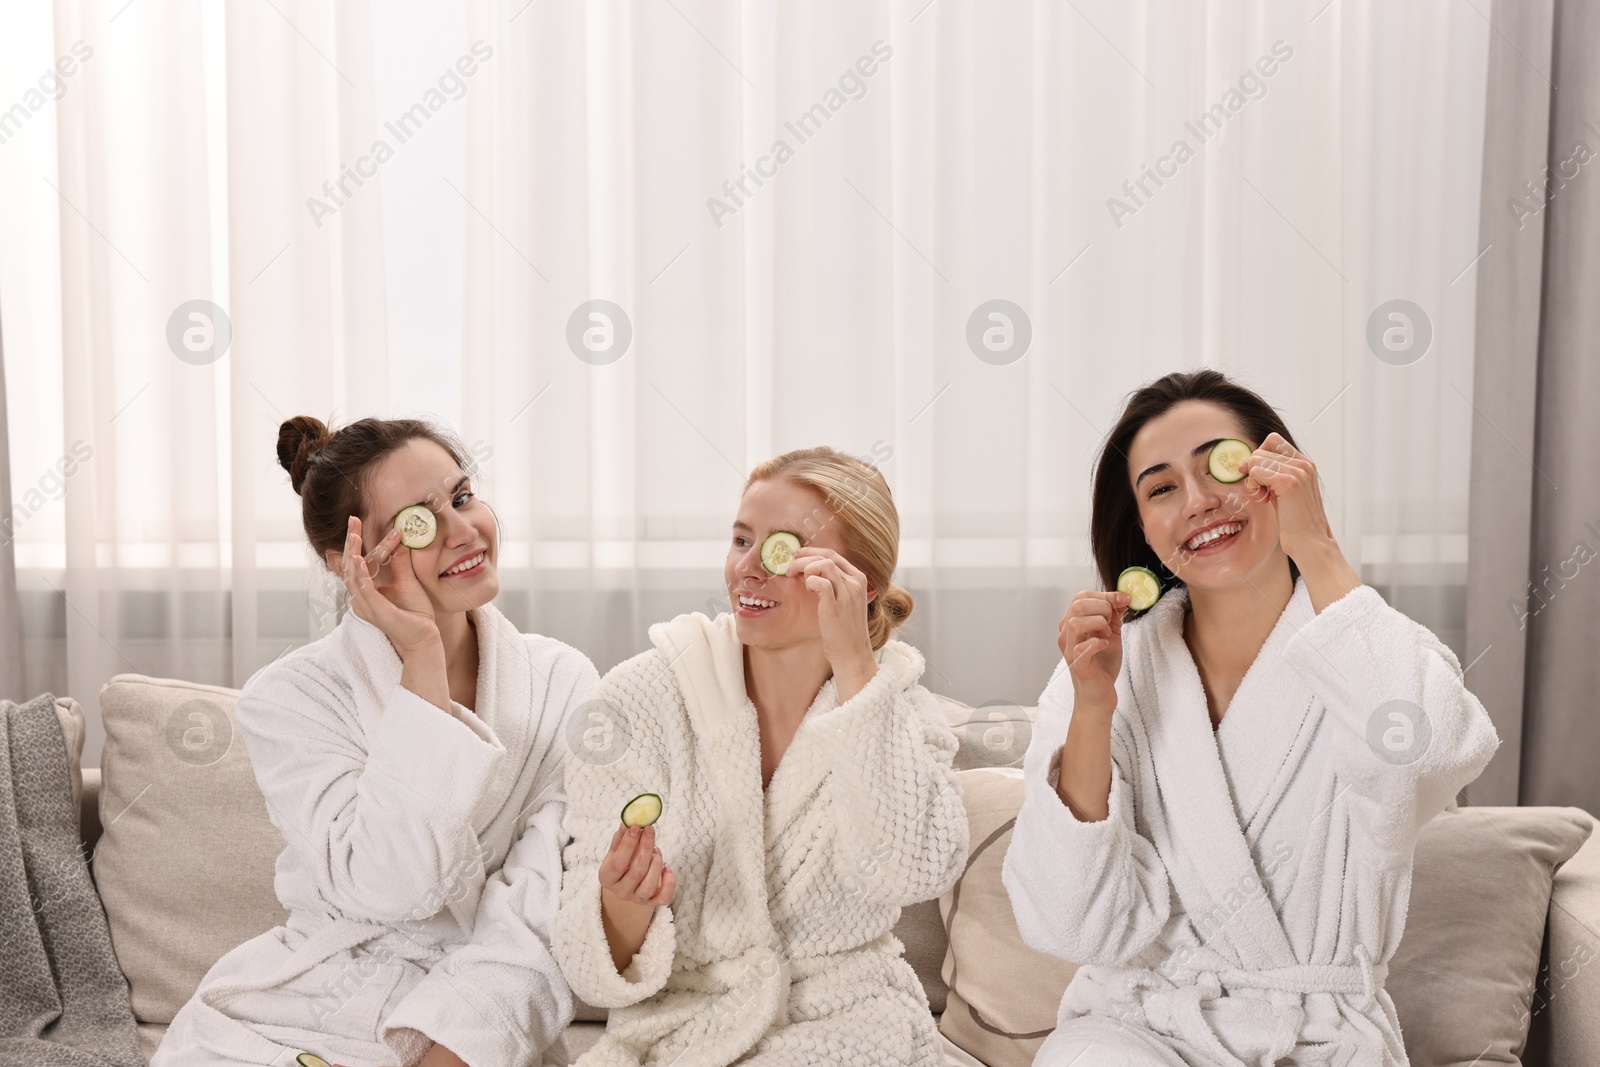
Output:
[1208, 439, 1253, 484]
[1117, 566, 1163, 612]
[621, 792, 663, 828]
[394, 504, 437, 549]
[760, 531, 802, 576]
[296, 1055, 332, 1067]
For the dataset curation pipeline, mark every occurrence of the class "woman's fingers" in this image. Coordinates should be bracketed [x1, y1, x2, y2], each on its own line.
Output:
[609, 826, 659, 900]
[653, 866, 677, 907]
[599, 825, 641, 887]
[634, 847, 665, 901]
[1068, 637, 1109, 674]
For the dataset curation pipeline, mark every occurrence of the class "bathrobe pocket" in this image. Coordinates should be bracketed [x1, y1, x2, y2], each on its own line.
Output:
[203, 927, 426, 1062]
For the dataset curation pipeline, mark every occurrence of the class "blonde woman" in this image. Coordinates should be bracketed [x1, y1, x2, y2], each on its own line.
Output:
[553, 446, 969, 1066]
[155, 416, 597, 1067]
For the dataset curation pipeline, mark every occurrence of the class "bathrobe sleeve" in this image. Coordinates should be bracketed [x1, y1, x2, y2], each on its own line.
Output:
[380, 645, 600, 1067]
[1002, 657, 1174, 966]
[1284, 583, 1501, 860]
[552, 653, 678, 1009]
[236, 650, 508, 924]
[809, 670, 968, 907]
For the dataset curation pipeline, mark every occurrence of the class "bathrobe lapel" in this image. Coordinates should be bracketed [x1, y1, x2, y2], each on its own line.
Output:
[1137, 583, 1317, 970]
[1212, 584, 1321, 836]
[344, 601, 530, 933]
[760, 639, 922, 839]
[648, 611, 791, 1053]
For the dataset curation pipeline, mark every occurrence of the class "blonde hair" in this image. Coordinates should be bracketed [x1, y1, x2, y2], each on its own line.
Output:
[744, 446, 913, 651]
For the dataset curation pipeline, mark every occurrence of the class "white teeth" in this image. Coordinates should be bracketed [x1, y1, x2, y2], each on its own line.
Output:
[444, 552, 484, 576]
[1185, 523, 1242, 552]
[739, 595, 777, 609]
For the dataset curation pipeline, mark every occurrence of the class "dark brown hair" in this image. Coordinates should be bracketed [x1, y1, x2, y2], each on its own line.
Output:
[745, 445, 912, 650]
[1090, 370, 1300, 593]
[275, 415, 473, 564]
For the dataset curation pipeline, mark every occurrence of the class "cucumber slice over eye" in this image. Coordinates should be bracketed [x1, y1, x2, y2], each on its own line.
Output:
[1208, 439, 1253, 484]
[394, 504, 437, 549]
[296, 1055, 332, 1067]
[760, 531, 802, 576]
[621, 792, 663, 828]
[1117, 566, 1163, 612]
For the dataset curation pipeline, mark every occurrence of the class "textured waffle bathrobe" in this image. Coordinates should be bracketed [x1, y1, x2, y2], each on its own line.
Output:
[1002, 580, 1500, 1067]
[152, 601, 599, 1067]
[553, 610, 968, 1066]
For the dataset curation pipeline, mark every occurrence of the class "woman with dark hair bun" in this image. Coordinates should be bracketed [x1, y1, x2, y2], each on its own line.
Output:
[153, 415, 598, 1067]
[1003, 371, 1499, 1066]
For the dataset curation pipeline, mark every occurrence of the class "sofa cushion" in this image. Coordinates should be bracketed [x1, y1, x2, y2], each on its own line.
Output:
[938, 696, 1032, 773]
[1386, 804, 1592, 1067]
[93, 673, 287, 1027]
[52, 694, 86, 815]
[938, 767, 1078, 1067]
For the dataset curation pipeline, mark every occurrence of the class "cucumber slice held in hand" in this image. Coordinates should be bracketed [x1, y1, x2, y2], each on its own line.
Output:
[393, 504, 437, 549]
[760, 531, 802, 576]
[1117, 566, 1163, 613]
[1207, 438, 1253, 484]
[296, 1055, 332, 1067]
[621, 792, 663, 829]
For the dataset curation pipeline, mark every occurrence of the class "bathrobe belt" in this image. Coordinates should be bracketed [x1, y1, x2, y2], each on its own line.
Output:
[1071, 944, 1387, 1067]
[195, 917, 442, 1014]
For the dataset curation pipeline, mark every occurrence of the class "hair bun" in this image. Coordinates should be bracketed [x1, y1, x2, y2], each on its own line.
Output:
[276, 416, 333, 496]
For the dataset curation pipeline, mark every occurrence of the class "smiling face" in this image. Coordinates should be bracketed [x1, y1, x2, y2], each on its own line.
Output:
[329, 437, 499, 614]
[1127, 400, 1286, 592]
[724, 477, 867, 650]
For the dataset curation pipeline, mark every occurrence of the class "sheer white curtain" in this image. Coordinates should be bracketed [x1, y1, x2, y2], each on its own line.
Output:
[0, 0, 1487, 764]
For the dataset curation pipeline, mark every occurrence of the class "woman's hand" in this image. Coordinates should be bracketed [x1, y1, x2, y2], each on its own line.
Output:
[787, 545, 878, 698]
[600, 822, 675, 908]
[1237, 434, 1361, 612]
[1059, 589, 1128, 716]
[340, 515, 440, 657]
[597, 821, 675, 974]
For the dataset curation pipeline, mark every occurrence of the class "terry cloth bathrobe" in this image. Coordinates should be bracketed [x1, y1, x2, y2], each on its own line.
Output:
[152, 601, 599, 1067]
[1002, 580, 1500, 1067]
[552, 610, 968, 1067]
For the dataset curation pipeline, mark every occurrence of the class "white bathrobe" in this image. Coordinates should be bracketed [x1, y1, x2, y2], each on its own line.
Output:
[152, 601, 599, 1067]
[1002, 580, 1500, 1067]
[552, 611, 968, 1067]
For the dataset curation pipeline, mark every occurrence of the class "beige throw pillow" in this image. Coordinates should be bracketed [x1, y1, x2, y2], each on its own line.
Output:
[1386, 804, 1592, 1067]
[93, 673, 287, 1026]
[938, 767, 1078, 1067]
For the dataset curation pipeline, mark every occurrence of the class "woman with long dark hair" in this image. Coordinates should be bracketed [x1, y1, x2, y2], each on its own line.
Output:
[154, 416, 597, 1067]
[1003, 371, 1498, 1066]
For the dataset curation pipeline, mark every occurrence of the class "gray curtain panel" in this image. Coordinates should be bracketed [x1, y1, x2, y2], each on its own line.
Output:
[0, 302, 25, 701]
[1519, 0, 1600, 810]
[1467, 0, 1600, 812]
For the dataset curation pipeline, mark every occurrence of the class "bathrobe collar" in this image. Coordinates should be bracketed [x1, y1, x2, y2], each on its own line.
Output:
[341, 600, 532, 834]
[646, 610, 924, 738]
[648, 610, 925, 832]
[1132, 577, 1319, 969]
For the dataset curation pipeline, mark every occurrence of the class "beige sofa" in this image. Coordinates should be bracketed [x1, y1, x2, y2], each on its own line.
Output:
[55, 675, 1600, 1066]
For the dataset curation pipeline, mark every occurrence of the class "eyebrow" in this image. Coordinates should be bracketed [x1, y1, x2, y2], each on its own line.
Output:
[731, 520, 803, 539]
[384, 475, 469, 532]
[1134, 438, 1227, 490]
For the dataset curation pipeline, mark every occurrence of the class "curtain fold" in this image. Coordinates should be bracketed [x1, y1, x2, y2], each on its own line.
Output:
[1517, 0, 1600, 812]
[1463, 0, 1600, 814]
[1463, 0, 1555, 806]
[0, 312, 23, 699]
